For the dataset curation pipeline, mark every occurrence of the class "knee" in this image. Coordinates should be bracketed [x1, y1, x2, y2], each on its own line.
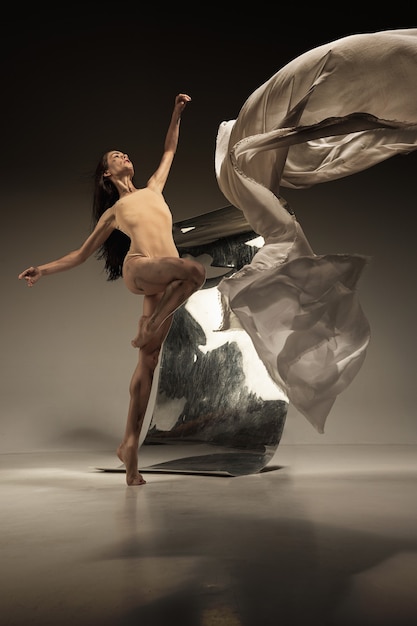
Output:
[142, 346, 162, 372]
[187, 260, 206, 290]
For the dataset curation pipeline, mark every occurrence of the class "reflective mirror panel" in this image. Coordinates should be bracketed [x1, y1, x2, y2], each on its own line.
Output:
[140, 206, 288, 476]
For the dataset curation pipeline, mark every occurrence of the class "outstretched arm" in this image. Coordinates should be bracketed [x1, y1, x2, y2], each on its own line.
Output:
[146, 93, 191, 193]
[18, 208, 115, 287]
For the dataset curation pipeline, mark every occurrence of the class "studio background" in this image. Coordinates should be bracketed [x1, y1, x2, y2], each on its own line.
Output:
[2, 16, 416, 453]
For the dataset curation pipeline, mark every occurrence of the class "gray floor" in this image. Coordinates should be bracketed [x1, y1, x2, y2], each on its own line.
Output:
[1, 444, 417, 626]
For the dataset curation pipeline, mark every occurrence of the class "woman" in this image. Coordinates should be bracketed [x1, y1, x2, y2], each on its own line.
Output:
[18, 93, 206, 486]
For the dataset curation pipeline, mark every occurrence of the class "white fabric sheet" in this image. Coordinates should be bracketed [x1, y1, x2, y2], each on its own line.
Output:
[215, 29, 417, 432]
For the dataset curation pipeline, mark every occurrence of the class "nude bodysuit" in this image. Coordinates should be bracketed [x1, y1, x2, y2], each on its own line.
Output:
[114, 187, 179, 261]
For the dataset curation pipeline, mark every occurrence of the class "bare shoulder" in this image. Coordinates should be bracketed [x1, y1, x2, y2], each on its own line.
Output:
[99, 205, 117, 224]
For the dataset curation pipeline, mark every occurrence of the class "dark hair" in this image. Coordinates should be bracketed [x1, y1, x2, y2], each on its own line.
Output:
[92, 152, 131, 281]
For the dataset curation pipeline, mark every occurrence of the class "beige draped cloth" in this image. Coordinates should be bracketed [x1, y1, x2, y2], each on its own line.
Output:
[215, 29, 417, 433]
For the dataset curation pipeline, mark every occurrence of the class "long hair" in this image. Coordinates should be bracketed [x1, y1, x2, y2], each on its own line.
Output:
[92, 152, 131, 280]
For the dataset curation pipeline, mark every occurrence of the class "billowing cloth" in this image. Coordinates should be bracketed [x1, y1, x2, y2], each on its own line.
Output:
[215, 29, 417, 433]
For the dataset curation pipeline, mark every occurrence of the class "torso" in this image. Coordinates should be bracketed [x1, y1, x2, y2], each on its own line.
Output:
[113, 187, 179, 259]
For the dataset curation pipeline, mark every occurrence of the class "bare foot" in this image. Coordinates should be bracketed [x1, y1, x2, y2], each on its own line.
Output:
[117, 442, 146, 486]
[131, 315, 154, 348]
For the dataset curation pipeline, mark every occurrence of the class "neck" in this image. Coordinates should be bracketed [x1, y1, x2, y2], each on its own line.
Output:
[113, 177, 136, 197]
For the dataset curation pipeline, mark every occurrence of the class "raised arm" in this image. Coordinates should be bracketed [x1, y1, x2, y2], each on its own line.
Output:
[18, 208, 115, 287]
[146, 93, 191, 193]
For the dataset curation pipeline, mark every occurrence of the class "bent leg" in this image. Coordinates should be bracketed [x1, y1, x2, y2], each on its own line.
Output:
[117, 314, 173, 486]
[124, 256, 206, 348]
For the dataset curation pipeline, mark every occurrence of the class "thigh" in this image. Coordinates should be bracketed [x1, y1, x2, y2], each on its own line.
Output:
[123, 256, 192, 296]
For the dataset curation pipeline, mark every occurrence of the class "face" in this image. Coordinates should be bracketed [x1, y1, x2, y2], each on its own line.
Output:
[104, 150, 134, 179]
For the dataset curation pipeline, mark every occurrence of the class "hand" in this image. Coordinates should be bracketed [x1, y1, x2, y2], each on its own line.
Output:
[175, 93, 191, 112]
[18, 266, 41, 287]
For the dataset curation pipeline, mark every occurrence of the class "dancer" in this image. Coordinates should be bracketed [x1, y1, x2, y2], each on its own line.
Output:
[215, 28, 417, 432]
[18, 93, 206, 485]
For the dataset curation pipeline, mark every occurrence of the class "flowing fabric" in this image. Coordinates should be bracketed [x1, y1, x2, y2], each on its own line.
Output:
[215, 29, 417, 433]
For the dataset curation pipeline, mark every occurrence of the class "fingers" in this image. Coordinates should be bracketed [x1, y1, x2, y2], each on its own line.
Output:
[18, 267, 39, 287]
[18, 268, 33, 280]
[176, 93, 191, 106]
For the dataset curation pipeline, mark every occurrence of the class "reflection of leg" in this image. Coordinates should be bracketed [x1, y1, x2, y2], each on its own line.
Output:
[118, 316, 173, 486]
[132, 264, 205, 348]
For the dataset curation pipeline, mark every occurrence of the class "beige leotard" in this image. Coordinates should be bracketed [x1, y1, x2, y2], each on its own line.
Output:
[114, 187, 179, 260]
